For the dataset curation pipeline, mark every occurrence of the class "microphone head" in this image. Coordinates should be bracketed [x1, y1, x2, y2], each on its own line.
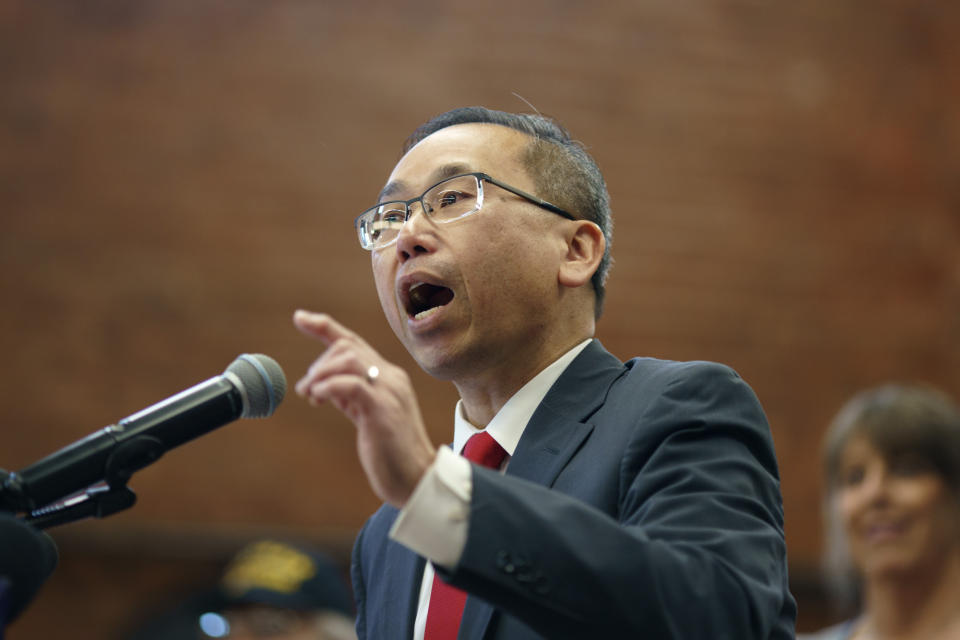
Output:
[226, 354, 287, 418]
[0, 513, 58, 624]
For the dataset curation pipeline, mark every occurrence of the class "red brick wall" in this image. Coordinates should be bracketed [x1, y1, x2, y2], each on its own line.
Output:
[2, 1, 958, 636]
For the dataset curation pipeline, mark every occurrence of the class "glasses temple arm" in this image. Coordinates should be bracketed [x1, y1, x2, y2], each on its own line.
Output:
[480, 175, 576, 220]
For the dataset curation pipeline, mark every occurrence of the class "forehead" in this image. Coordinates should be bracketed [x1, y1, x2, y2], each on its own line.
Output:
[380, 123, 532, 200]
[838, 434, 880, 465]
[839, 430, 935, 469]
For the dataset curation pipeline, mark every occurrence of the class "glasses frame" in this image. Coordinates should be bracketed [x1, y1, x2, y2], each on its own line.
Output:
[354, 172, 576, 250]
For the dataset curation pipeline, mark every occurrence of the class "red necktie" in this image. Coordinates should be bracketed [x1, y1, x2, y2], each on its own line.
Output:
[424, 431, 508, 640]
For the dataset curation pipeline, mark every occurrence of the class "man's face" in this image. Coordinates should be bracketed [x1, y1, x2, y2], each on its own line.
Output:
[370, 123, 570, 382]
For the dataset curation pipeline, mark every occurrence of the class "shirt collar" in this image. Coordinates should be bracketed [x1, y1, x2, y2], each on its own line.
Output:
[452, 339, 592, 456]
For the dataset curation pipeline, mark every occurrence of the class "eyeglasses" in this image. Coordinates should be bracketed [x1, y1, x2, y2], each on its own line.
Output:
[354, 172, 576, 250]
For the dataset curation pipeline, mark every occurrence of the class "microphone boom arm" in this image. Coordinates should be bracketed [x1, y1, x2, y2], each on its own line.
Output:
[0, 353, 286, 528]
[21, 484, 137, 530]
[4, 432, 171, 529]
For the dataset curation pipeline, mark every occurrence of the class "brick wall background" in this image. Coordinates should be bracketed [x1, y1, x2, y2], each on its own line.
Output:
[2, 1, 958, 636]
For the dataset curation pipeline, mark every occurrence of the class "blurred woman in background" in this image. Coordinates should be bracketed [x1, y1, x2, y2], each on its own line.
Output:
[801, 384, 960, 640]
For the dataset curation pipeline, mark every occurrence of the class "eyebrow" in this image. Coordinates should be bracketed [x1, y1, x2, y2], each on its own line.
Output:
[378, 163, 475, 202]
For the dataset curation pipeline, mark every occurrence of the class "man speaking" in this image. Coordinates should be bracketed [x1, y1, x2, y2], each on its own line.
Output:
[293, 107, 796, 639]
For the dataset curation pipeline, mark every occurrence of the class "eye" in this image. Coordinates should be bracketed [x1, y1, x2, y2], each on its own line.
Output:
[377, 206, 407, 223]
[436, 190, 471, 208]
[366, 206, 406, 242]
[840, 465, 865, 488]
[889, 454, 932, 477]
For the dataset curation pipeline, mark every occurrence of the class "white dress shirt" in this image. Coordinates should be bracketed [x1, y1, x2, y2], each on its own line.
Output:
[389, 339, 591, 640]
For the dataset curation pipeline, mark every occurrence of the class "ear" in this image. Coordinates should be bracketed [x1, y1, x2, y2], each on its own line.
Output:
[558, 220, 605, 289]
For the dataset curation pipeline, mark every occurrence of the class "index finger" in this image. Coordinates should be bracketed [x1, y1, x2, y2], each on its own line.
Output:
[293, 309, 358, 346]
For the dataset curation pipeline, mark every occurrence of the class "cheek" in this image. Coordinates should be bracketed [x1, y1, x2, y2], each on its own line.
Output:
[896, 479, 949, 517]
[374, 281, 396, 319]
[943, 504, 960, 541]
[917, 491, 960, 539]
[468, 222, 556, 291]
[836, 491, 866, 536]
[464, 255, 551, 319]
[371, 255, 399, 315]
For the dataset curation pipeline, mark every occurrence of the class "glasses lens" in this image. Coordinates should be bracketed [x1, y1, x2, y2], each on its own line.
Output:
[358, 202, 407, 249]
[423, 175, 482, 223]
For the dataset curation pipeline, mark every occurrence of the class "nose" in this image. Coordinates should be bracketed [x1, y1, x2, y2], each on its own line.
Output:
[860, 467, 892, 506]
[395, 200, 435, 262]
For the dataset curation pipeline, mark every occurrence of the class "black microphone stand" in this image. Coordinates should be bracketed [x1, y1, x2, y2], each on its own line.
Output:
[0, 434, 165, 530]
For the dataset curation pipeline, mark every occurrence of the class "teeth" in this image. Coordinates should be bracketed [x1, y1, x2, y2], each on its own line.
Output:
[407, 282, 428, 316]
[414, 306, 442, 320]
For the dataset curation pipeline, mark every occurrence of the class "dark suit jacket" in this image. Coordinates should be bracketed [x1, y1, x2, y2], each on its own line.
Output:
[351, 340, 797, 639]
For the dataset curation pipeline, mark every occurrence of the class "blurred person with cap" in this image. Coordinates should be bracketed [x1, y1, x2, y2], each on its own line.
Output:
[124, 539, 355, 640]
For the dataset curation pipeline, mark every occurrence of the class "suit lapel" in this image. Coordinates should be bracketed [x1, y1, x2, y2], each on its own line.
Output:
[508, 339, 625, 487]
[459, 340, 626, 639]
[394, 547, 426, 638]
[368, 509, 425, 639]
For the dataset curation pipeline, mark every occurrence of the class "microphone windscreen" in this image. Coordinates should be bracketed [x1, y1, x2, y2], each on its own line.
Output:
[0, 513, 58, 624]
[226, 354, 287, 418]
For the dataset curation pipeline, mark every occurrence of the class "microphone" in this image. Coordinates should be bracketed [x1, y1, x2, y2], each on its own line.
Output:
[0, 354, 286, 513]
[0, 513, 58, 625]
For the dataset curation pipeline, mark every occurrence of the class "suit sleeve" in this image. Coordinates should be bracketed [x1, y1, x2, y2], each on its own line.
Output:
[439, 361, 793, 639]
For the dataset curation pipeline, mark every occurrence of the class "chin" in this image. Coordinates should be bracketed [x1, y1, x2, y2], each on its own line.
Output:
[402, 332, 475, 381]
[860, 550, 928, 579]
[412, 353, 462, 381]
[400, 340, 454, 378]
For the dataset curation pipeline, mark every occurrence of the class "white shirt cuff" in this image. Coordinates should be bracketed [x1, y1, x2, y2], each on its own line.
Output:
[388, 446, 472, 569]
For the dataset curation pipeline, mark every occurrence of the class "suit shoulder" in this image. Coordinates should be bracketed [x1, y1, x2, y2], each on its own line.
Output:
[621, 357, 747, 394]
[613, 357, 769, 436]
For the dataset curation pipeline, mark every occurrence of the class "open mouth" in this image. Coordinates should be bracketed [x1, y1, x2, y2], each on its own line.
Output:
[406, 282, 454, 320]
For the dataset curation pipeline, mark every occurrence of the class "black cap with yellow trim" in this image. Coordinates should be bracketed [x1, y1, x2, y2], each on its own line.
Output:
[216, 540, 353, 615]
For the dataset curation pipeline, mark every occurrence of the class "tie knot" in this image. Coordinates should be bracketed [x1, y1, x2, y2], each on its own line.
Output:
[461, 431, 508, 470]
